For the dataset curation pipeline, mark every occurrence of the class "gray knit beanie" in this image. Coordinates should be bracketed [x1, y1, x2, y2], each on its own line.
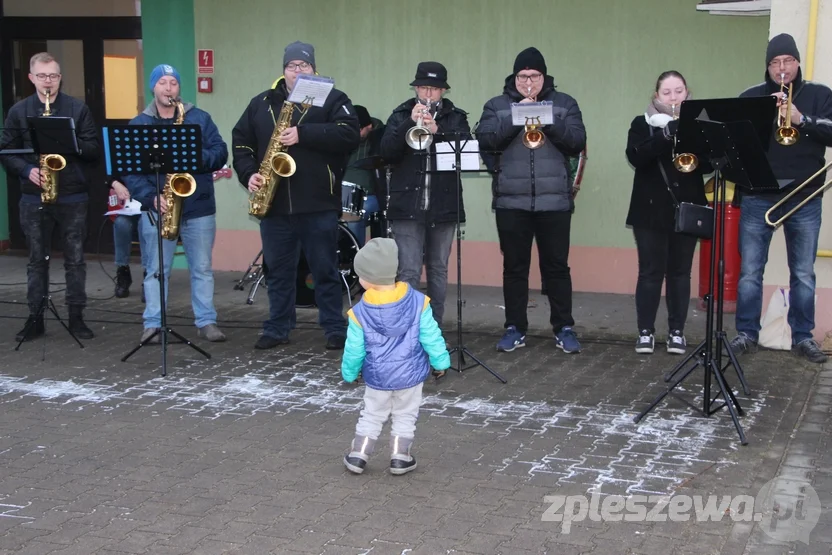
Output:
[353, 238, 399, 286]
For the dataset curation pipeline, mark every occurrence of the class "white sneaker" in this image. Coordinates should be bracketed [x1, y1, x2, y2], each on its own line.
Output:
[635, 331, 654, 354]
[667, 330, 686, 354]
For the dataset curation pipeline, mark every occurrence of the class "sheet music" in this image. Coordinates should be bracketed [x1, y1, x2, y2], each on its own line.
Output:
[287, 75, 335, 107]
[104, 199, 142, 216]
[434, 140, 481, 171]
[511, 101, 553, 126]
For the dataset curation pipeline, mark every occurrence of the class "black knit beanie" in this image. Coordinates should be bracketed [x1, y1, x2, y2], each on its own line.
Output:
[766, 33, 800, 66]
[513, 47, 547, 75]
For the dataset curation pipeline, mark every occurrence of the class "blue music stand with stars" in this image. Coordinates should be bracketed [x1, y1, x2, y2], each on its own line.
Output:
[103, 123, 208, 377]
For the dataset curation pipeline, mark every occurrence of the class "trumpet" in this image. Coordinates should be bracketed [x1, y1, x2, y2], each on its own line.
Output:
[764, 161, 832, 228]
[405, 98, 435, 150]
[522, 116, 545, 149]
[775, 73, 799, 146]
[670, 104, 698, 173]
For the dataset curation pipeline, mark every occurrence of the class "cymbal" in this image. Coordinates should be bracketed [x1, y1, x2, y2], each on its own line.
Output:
[350, 155, 386, 170]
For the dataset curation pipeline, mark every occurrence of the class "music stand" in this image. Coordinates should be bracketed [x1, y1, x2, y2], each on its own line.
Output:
[421, 131, 507, 384]
[14, 116, 85, 355]
[102, 123, 211, 377]
[633, 96, 781, 445]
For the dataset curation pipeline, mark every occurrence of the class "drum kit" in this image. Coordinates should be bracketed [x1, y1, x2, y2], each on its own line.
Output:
[233, 155, 390, 307]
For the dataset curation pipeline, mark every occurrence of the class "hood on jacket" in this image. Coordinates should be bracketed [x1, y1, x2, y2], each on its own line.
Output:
[501, 74, 557, 101]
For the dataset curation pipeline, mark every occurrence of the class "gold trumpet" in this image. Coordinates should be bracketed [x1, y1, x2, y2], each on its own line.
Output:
[764, 161, 832, 228]
[775, 73, 799, 146]
[522, 116, 545, 149]
[670, 104, 698, 173]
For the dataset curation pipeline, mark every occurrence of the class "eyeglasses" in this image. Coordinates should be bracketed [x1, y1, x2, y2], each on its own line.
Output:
[768, 57, 798, 68]
[34, 73, 61, 81]
[285, 62, 311, 72]
[415, 86, 441, 93]
[516, 73, 542, 83]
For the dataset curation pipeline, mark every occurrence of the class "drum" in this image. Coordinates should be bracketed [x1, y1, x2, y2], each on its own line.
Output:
[340, 181, 366, 222]
[295, 222, 362, 307]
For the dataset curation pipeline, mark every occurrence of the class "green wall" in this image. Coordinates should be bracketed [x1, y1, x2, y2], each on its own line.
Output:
[193, 0, 769, 248]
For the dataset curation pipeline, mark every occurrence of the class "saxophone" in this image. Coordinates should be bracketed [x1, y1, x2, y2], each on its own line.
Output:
[248, 100, 298, 218]
[39, 89, 66, 204]
[160, 97, 197, 240]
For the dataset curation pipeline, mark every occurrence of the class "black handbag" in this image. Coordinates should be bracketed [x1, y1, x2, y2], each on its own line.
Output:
[650, 125, 714, 239]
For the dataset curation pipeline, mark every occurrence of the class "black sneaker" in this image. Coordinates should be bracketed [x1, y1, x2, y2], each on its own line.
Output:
[794, 339, 828, 364]
[68, 307, 94, 340]
[114, 265, 132, 298]
[254, 335, 290, 349]
[326, 334, 346, 350]
[667, 330, 687, 355]
[635, 330, 654, 354]
[15, 315, 44, 342]
[729, 333, 758, 356]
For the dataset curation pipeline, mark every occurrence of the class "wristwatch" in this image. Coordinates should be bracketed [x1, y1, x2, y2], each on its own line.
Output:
[799, 114, 808, 126]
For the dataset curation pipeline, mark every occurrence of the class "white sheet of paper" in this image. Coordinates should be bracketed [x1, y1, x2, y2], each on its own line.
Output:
[104, 199, 142, 216]
[287, 75, 335, 107]
[511, 101, 553, 126]
[434, 140, 481, 171]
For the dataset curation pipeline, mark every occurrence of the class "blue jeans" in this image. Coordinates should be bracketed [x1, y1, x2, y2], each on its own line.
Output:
[736, 195, 822, 345]
[139, 213, 218, 329]
[391, 220, 456, 326]
[345, 194, 380, 248]
[260, 210, 346, 340]
[113, 215, 149, 268]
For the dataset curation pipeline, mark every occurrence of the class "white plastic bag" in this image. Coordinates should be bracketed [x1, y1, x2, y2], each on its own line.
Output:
[759, 288, 792, 350]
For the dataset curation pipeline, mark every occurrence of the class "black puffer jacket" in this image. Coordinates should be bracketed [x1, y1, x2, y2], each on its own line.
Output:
[0, 92, 99, 196]
[625, 114, 710, 232]
[231, 77, 360, 216]
[477, 75, 586, 213]
[379, 98, 469, 224]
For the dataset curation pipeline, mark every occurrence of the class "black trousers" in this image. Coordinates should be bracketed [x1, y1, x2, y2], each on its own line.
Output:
[496, 209, 574, 334]
[19, 200, 88, 314]
[633, 226, 698, 334]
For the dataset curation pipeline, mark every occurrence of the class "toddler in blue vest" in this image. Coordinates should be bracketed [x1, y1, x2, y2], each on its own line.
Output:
[341, 238, 450, 475]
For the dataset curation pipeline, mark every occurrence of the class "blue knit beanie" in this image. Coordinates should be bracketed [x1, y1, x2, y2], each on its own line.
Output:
[149, 64, 181, 91]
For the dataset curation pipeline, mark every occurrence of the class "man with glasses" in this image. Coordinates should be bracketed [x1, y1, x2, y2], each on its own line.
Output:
[232, 41, 360, 350]
[379, 62, 470, 334]
[477, 47, 587, 354]
[0, 52, 99, 342]
[730, 33, 832, 363]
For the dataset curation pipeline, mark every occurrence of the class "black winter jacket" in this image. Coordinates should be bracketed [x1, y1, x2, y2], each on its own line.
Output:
[0, 92, 99, 196]
[379, 98, 469, 224]
[477, 75, 586, 213]
[740, 68, 832, 201]
[231, 77, 360, 216]
[625, 115, 709, 232]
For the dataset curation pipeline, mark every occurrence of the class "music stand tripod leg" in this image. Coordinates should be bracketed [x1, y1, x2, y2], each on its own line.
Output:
[444, 132, 506, 384]
[707, 357, 748, 444]
[235, 249, 263, 291]
[719, 333, 751, 395]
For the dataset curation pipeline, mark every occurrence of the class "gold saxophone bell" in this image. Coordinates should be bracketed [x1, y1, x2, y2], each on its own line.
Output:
[670, 104, 698, 173]
[522, 116, 545, 150]
[775, 74, 799, 146]
[168, 173, 197, 197]
[270, 151, 296, 178]
[43, 154, 66, 172]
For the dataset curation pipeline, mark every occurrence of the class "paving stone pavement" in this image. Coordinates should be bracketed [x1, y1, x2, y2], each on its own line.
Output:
[0, 252, 830, 554]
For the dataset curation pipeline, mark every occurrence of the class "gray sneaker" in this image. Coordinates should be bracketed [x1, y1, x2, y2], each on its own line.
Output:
[794, 339, 828, 364]
[667, 330, 686, 355]
[141, 327, 160, 344]
[729, 333, 758, 356]
[197, 324, 227, 342]
[635, 331, 654, 354]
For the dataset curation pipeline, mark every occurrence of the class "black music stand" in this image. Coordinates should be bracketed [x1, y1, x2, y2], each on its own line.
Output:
[13, 116, 86, 355]
[633, 96, 781, 445]
[103, 123, 211, 377]
[421, 131, 507, 384]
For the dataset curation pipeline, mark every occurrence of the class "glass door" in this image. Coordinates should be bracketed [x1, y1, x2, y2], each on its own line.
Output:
[1, 5, 142, 254]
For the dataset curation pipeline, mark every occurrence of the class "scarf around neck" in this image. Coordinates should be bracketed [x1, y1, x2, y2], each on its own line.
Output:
[644, 95, 691, 128]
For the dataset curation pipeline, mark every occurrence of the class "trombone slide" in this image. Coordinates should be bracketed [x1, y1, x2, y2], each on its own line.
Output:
[764, 161, 832, 228]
